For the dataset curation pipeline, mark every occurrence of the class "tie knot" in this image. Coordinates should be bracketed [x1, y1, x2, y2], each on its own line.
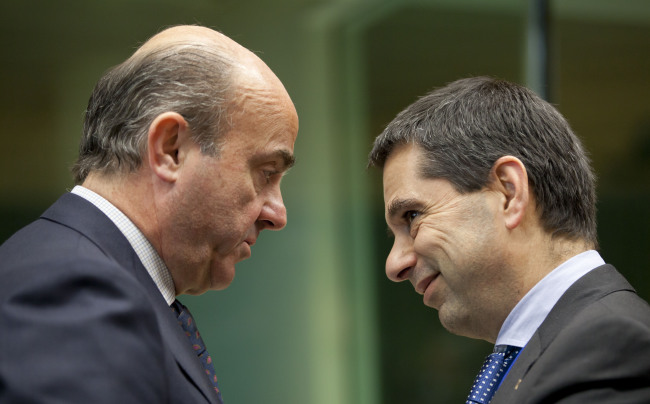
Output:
[170, 299, 185, 316]
[494, 344, 521, 356]
[465, 345, 522, 404]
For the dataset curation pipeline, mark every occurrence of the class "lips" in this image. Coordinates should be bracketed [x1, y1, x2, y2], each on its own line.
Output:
[244, 235, 258, 246]
[415, 273, 439, 295]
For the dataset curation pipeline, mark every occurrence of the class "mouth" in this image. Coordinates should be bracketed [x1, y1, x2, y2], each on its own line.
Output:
[236, 241, 252, 262]
[233, 233, 254, 257]
[415, 273, 439, 295]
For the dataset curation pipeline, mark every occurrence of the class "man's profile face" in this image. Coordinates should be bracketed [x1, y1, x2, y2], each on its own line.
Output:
[163, 83, 299, 295]
[382, 143, 513, 339]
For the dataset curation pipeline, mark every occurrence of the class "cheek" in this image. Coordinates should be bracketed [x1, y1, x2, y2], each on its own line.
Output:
[215, 195, 264, 236]
[191, 168, 264, 236]
[235, 185, 257, 207]
[242, 200, 265, 225]
[412, 225, 446, 255]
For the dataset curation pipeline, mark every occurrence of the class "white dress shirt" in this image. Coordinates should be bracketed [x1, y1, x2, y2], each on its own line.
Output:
[71, 186, 176, 305]
[495, 250, 606, 348]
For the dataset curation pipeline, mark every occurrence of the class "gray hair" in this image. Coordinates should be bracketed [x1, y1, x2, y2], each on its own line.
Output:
[368, 76, 598, 247]
[73, 42, 235, 183]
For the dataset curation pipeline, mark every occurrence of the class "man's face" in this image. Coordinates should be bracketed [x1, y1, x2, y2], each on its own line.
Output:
[382, 143, 514, 340]
[163, 85, 299, 295]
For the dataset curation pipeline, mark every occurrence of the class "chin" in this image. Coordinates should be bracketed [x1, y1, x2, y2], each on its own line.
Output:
[209, 280, 233, 291]
[209, 266, 236, 291]
[438, 306, 462, 333]
[439, 309, 484, 340]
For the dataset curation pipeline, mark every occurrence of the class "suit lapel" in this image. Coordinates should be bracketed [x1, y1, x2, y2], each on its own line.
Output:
[42, 193, 219, 403]
[493, 264, 635, 402]
[496, 333, 541, 396]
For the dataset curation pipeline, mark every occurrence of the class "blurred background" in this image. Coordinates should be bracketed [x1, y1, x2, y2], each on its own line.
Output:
[1, 0, 649, 402]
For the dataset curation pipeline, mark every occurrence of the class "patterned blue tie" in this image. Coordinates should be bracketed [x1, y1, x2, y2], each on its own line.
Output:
[465, 345, 521, 404]
[171, 299, 224, 403]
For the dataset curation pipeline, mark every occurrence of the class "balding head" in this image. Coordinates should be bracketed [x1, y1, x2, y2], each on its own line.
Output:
[133, 25, 240, 63]
[136, 25, 292, 115]
[134, 25, 289, 105]
[73, 24, 291, 184]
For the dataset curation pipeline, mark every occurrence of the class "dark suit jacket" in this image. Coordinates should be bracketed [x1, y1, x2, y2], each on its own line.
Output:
[493, 264, 650, 403]
[0, 193, 223, 403]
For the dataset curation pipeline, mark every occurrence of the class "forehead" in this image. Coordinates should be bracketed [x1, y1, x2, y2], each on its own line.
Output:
[218, 84, 298, 167]
[382, 144, 423, 217]
[382, 144, 422, 195]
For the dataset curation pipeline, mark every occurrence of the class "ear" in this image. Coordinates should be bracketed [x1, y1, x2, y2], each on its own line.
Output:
[147, 112, 189, 183]
[489, 156, 529, 230]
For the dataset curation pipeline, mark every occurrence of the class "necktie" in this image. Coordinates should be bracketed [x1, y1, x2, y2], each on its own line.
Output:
[465, 345, 521, 404]
[171, 299, 224, 403]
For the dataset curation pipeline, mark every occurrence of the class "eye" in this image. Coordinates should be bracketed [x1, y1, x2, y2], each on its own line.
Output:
[262, 169, 279, 184]
[403, 210, 420, 227]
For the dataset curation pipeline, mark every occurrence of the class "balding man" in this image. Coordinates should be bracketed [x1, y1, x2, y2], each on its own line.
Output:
[0, 25, 299, 404]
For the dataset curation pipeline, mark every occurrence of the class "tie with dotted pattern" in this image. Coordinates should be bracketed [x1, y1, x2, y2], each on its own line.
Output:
[171, 299, 224, 403]
[465, 345, 521, 404]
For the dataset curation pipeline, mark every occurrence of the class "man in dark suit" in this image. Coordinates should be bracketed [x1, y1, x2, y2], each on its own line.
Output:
[0, 25, 298, 403]
[368, 76, 650, 403]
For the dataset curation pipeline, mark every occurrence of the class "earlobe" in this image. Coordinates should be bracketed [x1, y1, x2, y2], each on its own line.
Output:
[147, 112, 189, 183]
[490, 156, 529, 230]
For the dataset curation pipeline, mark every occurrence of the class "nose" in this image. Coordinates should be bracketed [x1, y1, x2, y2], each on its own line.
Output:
[385, 237, 416, 282]
[258, 187, 287, 230]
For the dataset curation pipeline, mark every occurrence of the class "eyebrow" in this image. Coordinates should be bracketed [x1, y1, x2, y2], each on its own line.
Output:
[386, 197, 419, 220]
[254, 149, 296, 172]
[385, 198, 420, 238]
[278, 149, 296, 171]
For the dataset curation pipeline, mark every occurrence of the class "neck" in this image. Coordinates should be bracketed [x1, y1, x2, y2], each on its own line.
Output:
[515, 232, 593, 301]
[81, 170, 160, 250]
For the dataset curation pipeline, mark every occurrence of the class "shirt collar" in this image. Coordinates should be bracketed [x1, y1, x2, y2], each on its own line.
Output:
[71, 185, 176, 305]
[495, 250, 605, 347]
